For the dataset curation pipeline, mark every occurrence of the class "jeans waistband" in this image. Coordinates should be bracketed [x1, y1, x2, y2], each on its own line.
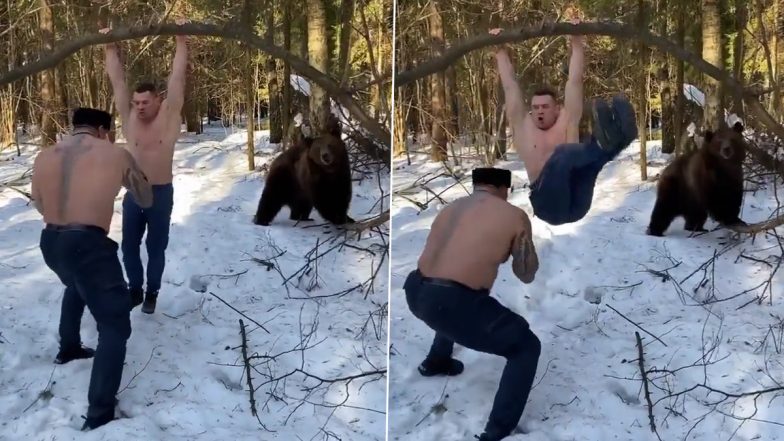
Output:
[412, 269, 490, 295]
[45, 223, 107, 236]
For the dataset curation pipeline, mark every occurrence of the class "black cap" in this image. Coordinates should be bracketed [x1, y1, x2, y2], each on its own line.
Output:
[72, 107, 112, 131]
[472, 167, 512, 188]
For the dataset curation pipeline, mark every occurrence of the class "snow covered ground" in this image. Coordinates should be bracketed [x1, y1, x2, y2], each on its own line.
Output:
[0, 124, 388, 441]
[388, 140, 784, 441]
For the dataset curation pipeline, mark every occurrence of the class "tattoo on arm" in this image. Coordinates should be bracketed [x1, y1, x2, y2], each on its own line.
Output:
[122, 150, 154, 208]
[511, 215, 539, 284]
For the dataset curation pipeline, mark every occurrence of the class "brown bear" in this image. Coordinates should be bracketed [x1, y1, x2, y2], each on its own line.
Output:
[253, 121, 354, 226]
[646, 122, 747, 236]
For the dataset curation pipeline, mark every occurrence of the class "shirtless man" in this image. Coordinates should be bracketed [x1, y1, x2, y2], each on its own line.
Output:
[404, 168, 540, 441]
[102, 21, 188, 313]
[31, 107, 153, 430]
[491, 19, 638, 225]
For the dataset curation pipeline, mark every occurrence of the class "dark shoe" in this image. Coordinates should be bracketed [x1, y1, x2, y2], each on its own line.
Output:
[80, 412, 115, 431]
[611, 94, 638, 146]
[141, 291, 158, 314]
[130, 288, 144, 309]
[591, 98, 620, 152]
[54, 345, 95, 364]
[476, 432, 505, 441]
[592, 95, 637, 154]
[417, 357, 464, 377]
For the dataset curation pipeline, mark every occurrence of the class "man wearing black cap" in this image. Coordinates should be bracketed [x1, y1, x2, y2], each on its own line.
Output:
[31, 107, 153, 430]
[404, 167, 540, 441]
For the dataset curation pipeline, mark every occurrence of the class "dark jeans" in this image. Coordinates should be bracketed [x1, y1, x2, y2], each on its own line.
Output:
[39, 224, 132, 419]
[404, 270, 541, 439]
[122, 183, 173, 293]
[529, 136, 615, 226]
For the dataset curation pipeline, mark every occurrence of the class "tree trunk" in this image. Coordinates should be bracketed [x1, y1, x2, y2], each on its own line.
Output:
[336, 0, 355, 85]
[266, 4, 283, 143]
[491, 0, 507, 160]
[394, 87, 407, 156]
[0, 2, 16, 149]
[638, 0, 649, 180]
[184, 65, 201, 133]
[773, 0, 781, 120]
[56, 62, 69, 130]
[39, 0, 58, 147]
[244, 0, 256, 170]
[701, 0, 724, 131]
[282, 0, 292, 147]
[445, 64, 459, 143]
[733, 0, 746, 117]
[675, 0, 686, 155]
[268, 58, 283, 143]
[659, 0, 676, 154]
[494, 78, 507, 159]
[307, 0, 330, 134]
[428, 1, 448, 162]
[246, 47, 255, 170]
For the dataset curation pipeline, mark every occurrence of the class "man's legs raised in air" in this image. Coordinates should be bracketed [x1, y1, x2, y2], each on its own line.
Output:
[529, 95, 638, 225]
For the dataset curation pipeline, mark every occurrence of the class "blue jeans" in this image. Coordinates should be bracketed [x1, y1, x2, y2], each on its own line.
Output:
[529, 136, 615, 225]
[39, 225, 132, 420]
[404, 270, 541, 439]
[121, 184, 173, 293]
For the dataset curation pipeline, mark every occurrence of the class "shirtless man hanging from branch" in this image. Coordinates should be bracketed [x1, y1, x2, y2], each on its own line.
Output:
[101, 19, 188, 314]
[491, 14, 638, 225]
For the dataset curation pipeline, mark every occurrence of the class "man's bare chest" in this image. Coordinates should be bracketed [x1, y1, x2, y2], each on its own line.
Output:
[127, 120, 176, 152]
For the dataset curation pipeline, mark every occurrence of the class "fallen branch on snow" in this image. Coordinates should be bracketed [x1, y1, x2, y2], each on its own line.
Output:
[636, 331, 660, 438]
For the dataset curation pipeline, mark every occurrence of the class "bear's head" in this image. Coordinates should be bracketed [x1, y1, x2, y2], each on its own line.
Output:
[307, 134, 347, 172]
[702, 121, 747, 163]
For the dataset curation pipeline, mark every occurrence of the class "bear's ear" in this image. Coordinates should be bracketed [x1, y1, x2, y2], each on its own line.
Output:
[732, 121, 744, 134]
[704, 130, 714, 144]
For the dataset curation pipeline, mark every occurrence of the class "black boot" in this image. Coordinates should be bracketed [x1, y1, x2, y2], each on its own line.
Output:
[141, 291, 158, 314]
[475, 432, 505, 441]
[54, 345, 95, 364]
[417, 357, 464, 377]
[129, 287, 144, 309]
[80, 405, 117, 431]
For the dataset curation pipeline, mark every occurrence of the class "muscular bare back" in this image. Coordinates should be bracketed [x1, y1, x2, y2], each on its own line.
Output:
[32, 134, 154, 232]
[124, 105, 181, 185]
[418, 191, 538, 290]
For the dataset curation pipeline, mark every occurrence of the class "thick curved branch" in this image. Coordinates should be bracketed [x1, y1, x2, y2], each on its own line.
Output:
[0, 22, 391, 148]
[727, 215, 784, 234]
[395, 21, 784, 165]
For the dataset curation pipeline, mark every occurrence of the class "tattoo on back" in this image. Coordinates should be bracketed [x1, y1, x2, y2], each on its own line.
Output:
[430, 201, 470, 264]
[58, 138, 92, 218]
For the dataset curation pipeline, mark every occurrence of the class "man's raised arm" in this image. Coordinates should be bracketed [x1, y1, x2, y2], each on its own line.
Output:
[511, 211, 539, 284]
[563, 18, 586, 142]
[30, 153, 45, 215]
[102, 30, 131, 129]
[165, 21, 189, 116]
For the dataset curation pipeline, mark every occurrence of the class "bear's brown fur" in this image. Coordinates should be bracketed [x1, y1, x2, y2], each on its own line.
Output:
[646, 122, 747, 236]
[253, 120, 354, 226]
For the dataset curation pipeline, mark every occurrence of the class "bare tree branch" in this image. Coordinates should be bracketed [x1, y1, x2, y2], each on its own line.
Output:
[394, 21, 784, 172]
[0, 22, 391, 148]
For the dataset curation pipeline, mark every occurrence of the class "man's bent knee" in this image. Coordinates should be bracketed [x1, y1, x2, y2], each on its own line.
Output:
[98, 314, 132, 341]
[507, 327, 541, 359]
